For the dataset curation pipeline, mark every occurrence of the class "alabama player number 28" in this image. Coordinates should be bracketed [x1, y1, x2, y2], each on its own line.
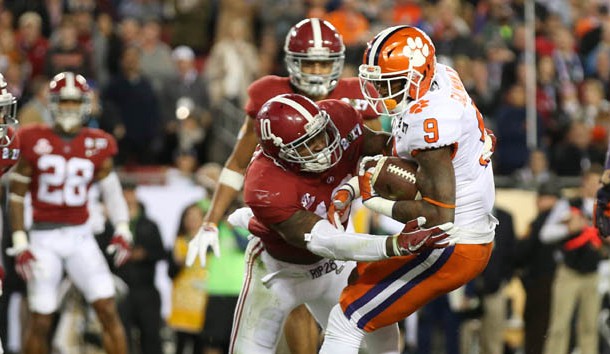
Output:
[37, 155, 94, 206]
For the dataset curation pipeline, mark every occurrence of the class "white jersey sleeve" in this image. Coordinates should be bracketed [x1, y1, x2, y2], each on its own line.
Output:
[391, 64, 497, 244]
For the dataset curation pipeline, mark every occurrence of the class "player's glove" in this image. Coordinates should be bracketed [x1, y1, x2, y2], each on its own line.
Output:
[227, 207, 254, 229]
[6, 230, 36, 281]
[328, 176, 360, 231]
[106, 222, 133, 268]
[392, 220, 454, 256]
[358, 155, 385, 202]
[595, 183, 610, 237]
[481, 128, 497, 163]
[186, 222, 220, 267]
[358, 155, 396, 217]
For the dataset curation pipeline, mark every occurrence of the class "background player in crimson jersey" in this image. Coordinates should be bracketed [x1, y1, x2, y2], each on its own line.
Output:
[0, 72, 22, 354]
[187, 18, 382, 353]
[7, 72, 131, 354]
[226, 93, 451, 354]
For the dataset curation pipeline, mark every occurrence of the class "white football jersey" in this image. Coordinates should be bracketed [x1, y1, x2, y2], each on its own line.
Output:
[392, 64, 497, 243]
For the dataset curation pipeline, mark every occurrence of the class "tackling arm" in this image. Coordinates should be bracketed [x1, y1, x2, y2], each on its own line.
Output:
[391, 146, 456, 226]
[270, 210, 392, 261]
[204, 116, 258, 224]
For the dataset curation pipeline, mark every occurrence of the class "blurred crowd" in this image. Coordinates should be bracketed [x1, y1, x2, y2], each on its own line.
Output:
[1, 0, 610, 182]
[4, 0, 610, 353]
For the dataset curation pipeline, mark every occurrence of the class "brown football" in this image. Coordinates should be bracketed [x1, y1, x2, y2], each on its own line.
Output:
[369, 157, 419, 201]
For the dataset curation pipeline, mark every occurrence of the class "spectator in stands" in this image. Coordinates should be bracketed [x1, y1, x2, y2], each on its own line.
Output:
[495, 84, 542, 175]
[515, 182, 561, 354]
[513, 149, 557, 190]
[118, 0, 163, 22]
[3, 62, 25, 100]
[323, 0, 370, 65]
[551, 120, 606, 176]
[92, 12, 117, 89]
[102, 45, 163, 166]
[139, 18, 175, 95]
[588, 47, 610, 97]
[166, 149, 200, 187]
[170, 0, 214, 55]
[457, 55, 497, 118]
[71, 8, 95, 53]
[552, 26, 585, 93]
[0, 27, 24, 75]
[584, 20, 610, 76]
[108, 181, 165, 354]
[44, 18, 93, 79]
[107, 17, 140, 78]
[205, 19, 260, 109]
[541, 166, 605, 354]
[160, 45, 211, 164]
[430, 0, 476, 63]
[17, 13, 51, 66]
[214, 0, 258, 44]
[168, 202, 209, 354]
[580, 78, 610, 126]
[536, 55, 567, 143]
[17, 76, 51, 126]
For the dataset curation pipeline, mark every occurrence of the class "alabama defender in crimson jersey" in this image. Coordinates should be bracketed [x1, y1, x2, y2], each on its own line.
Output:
[226, 94, 450, 354]
[187, 18, 381, 353]
[7, 72, 130, 354]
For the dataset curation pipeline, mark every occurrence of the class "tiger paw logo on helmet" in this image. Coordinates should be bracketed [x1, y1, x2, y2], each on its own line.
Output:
[403, 36, 431, 68]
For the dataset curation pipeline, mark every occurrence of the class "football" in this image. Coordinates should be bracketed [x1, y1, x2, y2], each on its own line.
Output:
[368, 157, 419, 201]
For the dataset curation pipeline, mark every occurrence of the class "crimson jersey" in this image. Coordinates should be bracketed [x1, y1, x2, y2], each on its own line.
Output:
[245, 76, 378, 121]
[0, 126, 21, 177]
[244, 99, 366, 263]
[18, 124, 117, 225]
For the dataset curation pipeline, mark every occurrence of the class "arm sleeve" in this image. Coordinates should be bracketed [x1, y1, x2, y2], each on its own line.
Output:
[99, 171, 129, 226]
[540, 199, 571, 243]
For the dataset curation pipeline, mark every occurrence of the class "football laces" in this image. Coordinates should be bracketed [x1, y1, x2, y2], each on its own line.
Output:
[387, 163, 416, 184]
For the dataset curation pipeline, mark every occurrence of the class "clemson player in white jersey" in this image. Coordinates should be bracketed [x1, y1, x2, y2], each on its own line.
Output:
[319, 25, 498, 353]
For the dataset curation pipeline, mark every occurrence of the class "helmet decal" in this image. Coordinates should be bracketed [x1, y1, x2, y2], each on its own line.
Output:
[255, 93, 343, 173]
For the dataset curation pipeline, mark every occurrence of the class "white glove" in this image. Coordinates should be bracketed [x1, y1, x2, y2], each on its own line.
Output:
[186, 222, 220, 267]
[227, 207, 254, 229]
[106, 222, 133, 268]
[7, 230, 37, 281]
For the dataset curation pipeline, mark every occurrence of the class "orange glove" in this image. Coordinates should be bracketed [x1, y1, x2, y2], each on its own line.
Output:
[358, 166, 379, 202]
[328, 177, 359, 230]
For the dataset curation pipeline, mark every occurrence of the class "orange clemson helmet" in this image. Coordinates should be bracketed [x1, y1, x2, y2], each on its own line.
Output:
[359, 26, 436, 117]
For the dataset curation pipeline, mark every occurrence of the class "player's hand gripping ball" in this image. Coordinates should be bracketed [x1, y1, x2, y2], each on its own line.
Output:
[362, 156, 419, 201]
